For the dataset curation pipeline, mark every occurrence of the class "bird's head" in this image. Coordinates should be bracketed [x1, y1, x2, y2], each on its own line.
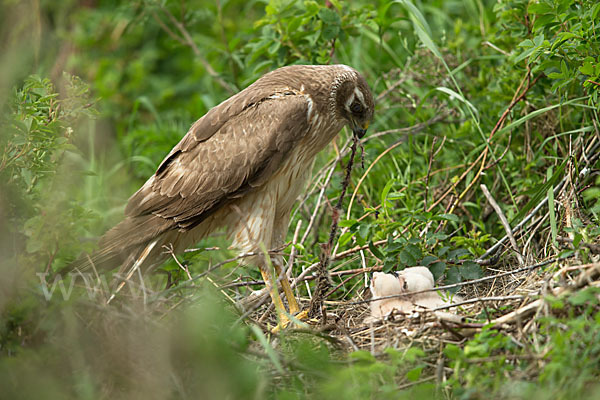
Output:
[333, 67, 375, 139]
[370, 272, 403, 296]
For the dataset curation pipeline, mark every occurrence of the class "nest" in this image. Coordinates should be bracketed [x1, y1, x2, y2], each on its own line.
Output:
[247, 255, 600, 357]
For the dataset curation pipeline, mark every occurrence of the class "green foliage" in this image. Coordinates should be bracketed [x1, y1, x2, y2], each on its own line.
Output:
[1, 75, 88, 196]
[0, 74, 100, 270]
[249, 0, 374, 69]
[1, 0, 600, 398]
[317, 347, 434, 399]
[443, 291, 600, 399]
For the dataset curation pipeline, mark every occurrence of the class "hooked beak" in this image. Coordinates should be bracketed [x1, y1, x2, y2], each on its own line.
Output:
[351, 121, 369, 139]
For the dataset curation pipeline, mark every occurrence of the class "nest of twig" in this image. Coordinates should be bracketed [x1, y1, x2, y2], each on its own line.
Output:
[246, 254, 600, 357]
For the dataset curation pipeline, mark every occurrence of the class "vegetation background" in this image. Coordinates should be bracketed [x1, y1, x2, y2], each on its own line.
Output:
[1, 0, 599, 398]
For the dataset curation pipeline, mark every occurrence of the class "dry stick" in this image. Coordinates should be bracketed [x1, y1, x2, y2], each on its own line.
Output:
[148, 248, 286, 303]
[430, 295, 525, 311]
[233, 139, 365, 313]
[446, 73, 543, 215]
[221, 264, 382, 289]
[308, 136, 360, 321]
[164, 244, 194, 281]
[480, 184, 525, 265]
[363, 111, 450, 143]
[556, 236, 600, 254]
[324, 271, 363, 298]
[291, 136, 355, 244]
[376, 74, 408, 102]
[491, 262, 600, 326]
[107, 239, 158, 304]
[286, 220, 303, 277]
[478, 181, 565, 261]
[233, 260, 326, 310]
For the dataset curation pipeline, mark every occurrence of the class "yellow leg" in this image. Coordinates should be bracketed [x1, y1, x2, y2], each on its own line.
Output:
[259, 268, 286, 317]
[273, 263, 300, 314]
[273, 264, 309, 333]
[260, 264, 309, 333]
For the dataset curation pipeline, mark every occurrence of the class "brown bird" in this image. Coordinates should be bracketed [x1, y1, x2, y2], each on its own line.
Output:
[70, 64, 374, 323]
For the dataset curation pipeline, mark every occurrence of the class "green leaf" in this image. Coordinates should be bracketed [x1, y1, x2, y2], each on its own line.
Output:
[421, 255, 438, 265]
[350, 350, 376, 363]
[318, 8, 341, 25]
[568, 287, 600, 306]
[338, 219, 358, 228]
[397, 0, 443, 60]
[404, 346, 426, 361]
[429, 261, 447, 281]
[328, 0, 342, 10]
[437, 246, 450, 258]
[406, 366, 424, 381]
[580, 61, 595, 76]
[444, 344, 461, 359]
[380, 179, 395, 206]
[448, 248, 469, 261]
[514, 47, 536, 64]
[338, 231, 354, 246]
[436, 87, 479, 116]
[400, 244, 421, 266]
[461, 261, 483, 280]
[321, 24, 340, 41]
[368, 240, 384, 260]
[517, 39, 535, 48]
[528, 2, 553, 14]
[445, 267, 461, 288]
[436, 213, 460, 222]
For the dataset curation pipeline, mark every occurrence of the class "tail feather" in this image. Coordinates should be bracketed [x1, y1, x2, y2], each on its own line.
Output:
[57, 214, 172, 277]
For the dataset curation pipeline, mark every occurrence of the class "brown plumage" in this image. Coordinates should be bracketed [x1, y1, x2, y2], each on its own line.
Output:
[70, 64, 374, 316]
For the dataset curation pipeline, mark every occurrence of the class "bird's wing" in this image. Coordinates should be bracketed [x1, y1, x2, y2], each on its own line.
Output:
[126, 91, 312, 230]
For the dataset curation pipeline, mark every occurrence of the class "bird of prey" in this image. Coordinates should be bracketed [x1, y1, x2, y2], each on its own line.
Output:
[71, 64, 374, 324]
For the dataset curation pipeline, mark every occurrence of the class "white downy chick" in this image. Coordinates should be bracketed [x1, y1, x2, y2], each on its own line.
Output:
[367, 269, 464, 322]
[368, 272, 412, 320]
[396, 267, 435, 295]
[397, 267, 462, 309]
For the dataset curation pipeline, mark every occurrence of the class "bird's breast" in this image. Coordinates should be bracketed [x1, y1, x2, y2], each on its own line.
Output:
[271, 151, 315, 218]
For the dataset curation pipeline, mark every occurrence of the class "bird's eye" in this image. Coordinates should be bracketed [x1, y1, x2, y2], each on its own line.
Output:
[350, 102, 363, 114]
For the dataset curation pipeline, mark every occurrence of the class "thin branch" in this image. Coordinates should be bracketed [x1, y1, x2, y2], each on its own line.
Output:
[308, 136, 361, 320]
[481, 184, 525, 265]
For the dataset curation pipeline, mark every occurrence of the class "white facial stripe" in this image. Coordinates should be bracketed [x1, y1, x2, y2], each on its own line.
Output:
[354, 87, 365, 106]
[345, 87, 367, 113]
[345, 92, 355, 112]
